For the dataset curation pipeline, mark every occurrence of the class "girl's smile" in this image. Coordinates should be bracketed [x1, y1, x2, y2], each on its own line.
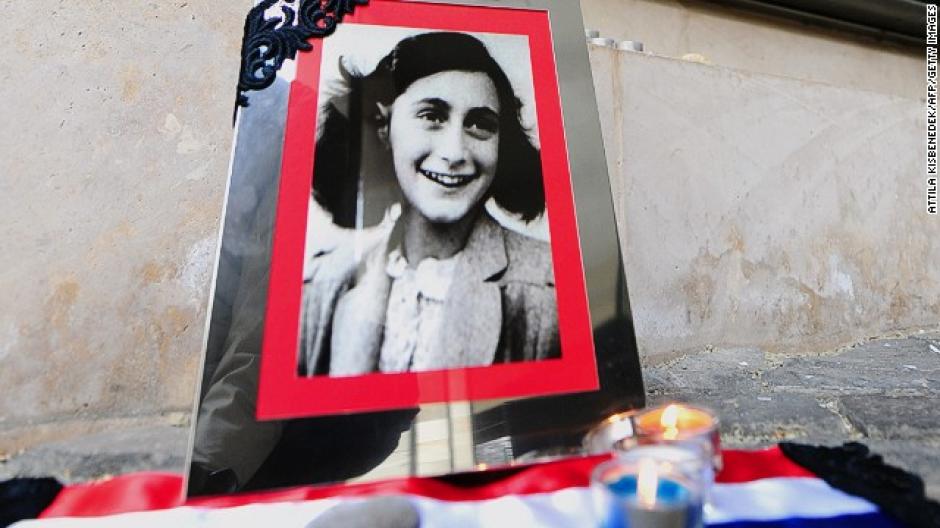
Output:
[385, 70, 500, 224]
[417, 167, 480, 188]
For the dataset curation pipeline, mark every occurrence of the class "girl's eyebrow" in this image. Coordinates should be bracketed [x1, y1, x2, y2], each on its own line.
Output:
[414, 98, 498, 117]
[467, 107, 499, 119]
[415, 97, 450, 110]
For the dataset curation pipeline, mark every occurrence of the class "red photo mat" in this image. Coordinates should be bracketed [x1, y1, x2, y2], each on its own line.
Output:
[256, 0, 597, 419]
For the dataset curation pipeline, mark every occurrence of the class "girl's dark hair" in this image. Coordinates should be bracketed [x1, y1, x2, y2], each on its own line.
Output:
[313, 32, 544, 227]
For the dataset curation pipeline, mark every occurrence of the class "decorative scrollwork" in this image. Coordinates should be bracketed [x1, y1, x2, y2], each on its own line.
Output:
[236, 0, 369, 112]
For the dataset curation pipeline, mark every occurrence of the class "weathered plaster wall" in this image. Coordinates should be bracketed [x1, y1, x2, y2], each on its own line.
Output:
[0, 2, 243, 446]
[590, 45, 938, 362]
[0, 0, 934, 449]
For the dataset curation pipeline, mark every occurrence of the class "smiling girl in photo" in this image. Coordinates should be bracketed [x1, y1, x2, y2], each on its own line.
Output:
[299, 31, 560, 376]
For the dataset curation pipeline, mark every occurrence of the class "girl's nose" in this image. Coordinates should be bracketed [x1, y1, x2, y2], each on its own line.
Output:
[434, 122, 468, 169]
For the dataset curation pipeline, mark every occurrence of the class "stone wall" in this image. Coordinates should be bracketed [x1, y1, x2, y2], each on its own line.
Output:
[0, 2, 243, 447]
[591, 46, 937, 362]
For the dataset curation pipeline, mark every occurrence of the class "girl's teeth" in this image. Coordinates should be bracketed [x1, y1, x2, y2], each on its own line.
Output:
[423, 169, 470, 187]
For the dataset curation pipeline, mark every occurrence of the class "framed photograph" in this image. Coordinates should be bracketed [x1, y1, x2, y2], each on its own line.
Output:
[256, 0, 598, 419]
[188, 0, 644, 496]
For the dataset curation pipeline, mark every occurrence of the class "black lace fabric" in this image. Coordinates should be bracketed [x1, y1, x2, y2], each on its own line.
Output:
[0, 477, 62, 527]
[780, 442, 940, 528]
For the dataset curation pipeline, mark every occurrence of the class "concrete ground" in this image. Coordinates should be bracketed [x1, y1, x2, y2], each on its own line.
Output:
[2, 332, 938, 499]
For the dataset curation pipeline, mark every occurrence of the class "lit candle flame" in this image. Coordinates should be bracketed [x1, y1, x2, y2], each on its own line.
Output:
[637, 458, 659, 508]
[661, 404, 681, 441]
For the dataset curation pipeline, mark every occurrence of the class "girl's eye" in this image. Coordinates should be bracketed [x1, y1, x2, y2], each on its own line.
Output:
[465, 113, 498, 140]
[416, 109, 445, 124]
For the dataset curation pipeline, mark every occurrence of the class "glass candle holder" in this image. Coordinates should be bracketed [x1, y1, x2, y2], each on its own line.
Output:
[583, 411, 640, 454]
[591, 454, 705, 528]
[615, 443, 715, 500]
[634, 404, 721, 471]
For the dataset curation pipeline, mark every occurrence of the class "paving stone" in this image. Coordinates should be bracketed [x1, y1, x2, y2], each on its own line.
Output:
[645, 347, 769, 394]
[762, 338, 940, 395]
[838, 395, 940, 440]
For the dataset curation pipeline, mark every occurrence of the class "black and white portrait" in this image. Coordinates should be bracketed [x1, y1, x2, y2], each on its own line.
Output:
[297, 26, 560, 377]
[189, 1, 640, 496]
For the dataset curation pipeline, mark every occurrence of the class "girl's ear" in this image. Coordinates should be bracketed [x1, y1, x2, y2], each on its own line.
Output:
[375, 102, 391, 146]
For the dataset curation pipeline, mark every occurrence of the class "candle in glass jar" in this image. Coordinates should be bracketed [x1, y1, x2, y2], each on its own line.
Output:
[636, 404, 713, 437]
[635, 404, 721, 470]
[592, 457, 704, 528]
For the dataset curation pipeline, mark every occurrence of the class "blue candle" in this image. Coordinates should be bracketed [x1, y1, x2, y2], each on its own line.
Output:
[600, 472, 703, 528]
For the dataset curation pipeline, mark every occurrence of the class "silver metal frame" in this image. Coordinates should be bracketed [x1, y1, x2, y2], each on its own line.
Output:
[186, 0, 644, 496]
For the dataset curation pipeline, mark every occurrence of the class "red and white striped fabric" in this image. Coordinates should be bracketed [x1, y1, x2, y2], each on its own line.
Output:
[13, 447, 901, 527]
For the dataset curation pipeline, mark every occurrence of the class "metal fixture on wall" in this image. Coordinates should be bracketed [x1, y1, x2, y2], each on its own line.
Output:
[618, 40, 644, 52]
[590, 36, 618, 48]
